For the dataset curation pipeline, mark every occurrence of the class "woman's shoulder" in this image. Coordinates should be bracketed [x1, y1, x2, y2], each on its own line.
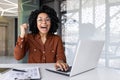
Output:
[50, 34, 60, 37]
[50, 34, 62, 40]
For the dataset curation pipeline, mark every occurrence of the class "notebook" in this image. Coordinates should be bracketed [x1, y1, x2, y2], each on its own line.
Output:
[46, 40, 104, 77]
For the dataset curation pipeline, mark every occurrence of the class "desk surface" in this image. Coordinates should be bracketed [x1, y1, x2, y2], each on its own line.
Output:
[0, 63, 120, 80]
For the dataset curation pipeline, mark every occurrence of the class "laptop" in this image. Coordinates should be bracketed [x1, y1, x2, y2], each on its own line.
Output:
[46, 40, 104, 77]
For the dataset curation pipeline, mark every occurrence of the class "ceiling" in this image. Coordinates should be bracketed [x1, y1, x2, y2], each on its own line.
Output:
[0, 0, 18, 17]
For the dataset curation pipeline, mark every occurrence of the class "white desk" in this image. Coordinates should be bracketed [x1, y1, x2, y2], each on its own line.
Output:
[0, 63, 120, 80]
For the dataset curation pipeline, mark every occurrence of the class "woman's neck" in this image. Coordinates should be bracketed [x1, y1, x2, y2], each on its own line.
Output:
[39, 33, 47, 44]
[40, 33, 47, 38]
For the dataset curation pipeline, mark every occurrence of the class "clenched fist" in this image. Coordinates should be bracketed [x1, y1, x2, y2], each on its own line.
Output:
[20, 23, 29, 38]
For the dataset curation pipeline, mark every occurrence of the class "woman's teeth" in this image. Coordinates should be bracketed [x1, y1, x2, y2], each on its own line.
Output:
[41, 26, 47, 28]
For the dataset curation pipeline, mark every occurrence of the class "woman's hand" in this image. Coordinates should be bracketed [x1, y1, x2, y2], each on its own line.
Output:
[55, 60, 69, 71]
[20, 23, 29, 38]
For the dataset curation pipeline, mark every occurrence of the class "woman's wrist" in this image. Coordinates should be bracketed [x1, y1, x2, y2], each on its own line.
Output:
[20, 35, 24, 38]
[56, 60, 65, 63]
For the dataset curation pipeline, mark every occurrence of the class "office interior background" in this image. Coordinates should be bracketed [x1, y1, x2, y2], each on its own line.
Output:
[0, 0, 120, 69]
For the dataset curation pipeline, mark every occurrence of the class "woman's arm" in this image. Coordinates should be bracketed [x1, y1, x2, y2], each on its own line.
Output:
[14, 23, 29, 60]
[55, 36, 69, 71]
[14, 36, 28, 60]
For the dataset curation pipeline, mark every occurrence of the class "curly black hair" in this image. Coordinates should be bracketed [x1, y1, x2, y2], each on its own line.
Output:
[28, 5, 59, 34]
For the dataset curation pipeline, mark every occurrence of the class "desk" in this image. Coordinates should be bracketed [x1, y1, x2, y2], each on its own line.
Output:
[0, 63, 120, 80]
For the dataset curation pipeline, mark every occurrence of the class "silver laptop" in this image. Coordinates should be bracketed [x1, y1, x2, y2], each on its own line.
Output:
[46, 40, 104, 77]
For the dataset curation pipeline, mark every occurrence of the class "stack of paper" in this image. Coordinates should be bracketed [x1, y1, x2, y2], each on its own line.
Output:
[0, 67, 41, 80]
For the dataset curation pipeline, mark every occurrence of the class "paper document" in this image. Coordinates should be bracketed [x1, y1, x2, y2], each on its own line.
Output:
[0, 67, 41, 80]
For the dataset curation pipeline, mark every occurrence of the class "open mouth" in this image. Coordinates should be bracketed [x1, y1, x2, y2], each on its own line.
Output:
[40, 26, 48, 31]
[41, 26, 47, 29]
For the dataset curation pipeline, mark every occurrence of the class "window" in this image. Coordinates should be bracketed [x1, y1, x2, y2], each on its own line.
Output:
[61, 0, 120, 69]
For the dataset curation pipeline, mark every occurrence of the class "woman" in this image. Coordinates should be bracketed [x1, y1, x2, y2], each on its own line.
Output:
[14, 5, 68, 71]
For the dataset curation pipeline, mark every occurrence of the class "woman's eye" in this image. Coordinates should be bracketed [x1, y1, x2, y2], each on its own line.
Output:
[37, 18, 50, 22]
[37, 19, 42, 21]
[46, 18, 50, 21]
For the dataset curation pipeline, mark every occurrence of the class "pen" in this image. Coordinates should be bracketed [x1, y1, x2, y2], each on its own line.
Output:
[12, 69, 27, 72]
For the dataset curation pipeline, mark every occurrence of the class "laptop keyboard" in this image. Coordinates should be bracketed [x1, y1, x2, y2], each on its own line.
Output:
[57, 66, 72, 73]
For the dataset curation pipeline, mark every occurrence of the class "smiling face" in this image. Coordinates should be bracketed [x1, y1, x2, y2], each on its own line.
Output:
[37, 13, 51, 35]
